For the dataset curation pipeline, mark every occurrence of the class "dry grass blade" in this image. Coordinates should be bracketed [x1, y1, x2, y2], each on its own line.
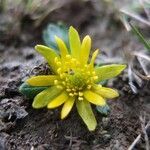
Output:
[133, 70, 150, 80]
[120, 14, 131, 31]
[128, 119, 150, 150]
[120, 9, 150, 27]
[123, 49, 150, 93]
[128, 65, 139, 93]
[123, 49, 141, 93]
[140, 115, 150, 150]
[134, 52, 150, 76]
[139, 0, 150, 21]
[120, 0, 150, 31]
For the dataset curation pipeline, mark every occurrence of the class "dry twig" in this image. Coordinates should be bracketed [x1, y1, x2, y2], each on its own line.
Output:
[128, 117, 150, 150]
[140, 115, 150, 150]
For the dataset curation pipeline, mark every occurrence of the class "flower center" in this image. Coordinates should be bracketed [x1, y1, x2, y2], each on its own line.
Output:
[54, 55, 98, 100]
[67, 73, 86, 89]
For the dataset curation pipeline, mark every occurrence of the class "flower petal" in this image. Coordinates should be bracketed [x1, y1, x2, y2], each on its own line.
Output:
[47, 91, 69, 109]
[89, 49, 99, 69]
[83, 90, 106, 106]
[32, 86, 63, 108]
[93, 85, 119, 99]
[76, 99, 97, 131]
[61, 97, 75, 119]
[55, 36, 69, 61]
[35, 45, 60, 73]
[69, 26, 81, 59]
[80, 35, 91, 64]
[95, 64, 126, 82]
[26, 75, 59, 86]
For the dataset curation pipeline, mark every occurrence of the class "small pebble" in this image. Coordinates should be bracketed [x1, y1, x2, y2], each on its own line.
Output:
[102, 117, 110, 128]
[103, 134, 111, 142]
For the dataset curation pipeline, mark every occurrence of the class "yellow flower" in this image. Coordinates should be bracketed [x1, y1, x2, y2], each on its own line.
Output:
[26, 26, 126, 131]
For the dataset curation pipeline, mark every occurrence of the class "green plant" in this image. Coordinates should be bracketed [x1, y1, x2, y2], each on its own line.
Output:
[20, 26, 126, 131]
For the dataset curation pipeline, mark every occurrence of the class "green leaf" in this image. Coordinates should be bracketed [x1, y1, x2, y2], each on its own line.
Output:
[43, 23, 69, 52]
[129, 22, 150, 51]
[76, 99, 97, 131]
[32, 86, 63, 108]
[96, 104, 110, 116]
[99, 80, 107, 85]
[95, 64, 126, 82]
[19, 83, 49, 99]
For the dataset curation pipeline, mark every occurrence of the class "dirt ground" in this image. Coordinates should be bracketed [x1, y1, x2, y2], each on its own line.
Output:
[0, 0, 150, 150]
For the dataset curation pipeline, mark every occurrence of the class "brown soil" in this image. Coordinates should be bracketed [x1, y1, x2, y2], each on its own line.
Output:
[0, 0, 150, 150]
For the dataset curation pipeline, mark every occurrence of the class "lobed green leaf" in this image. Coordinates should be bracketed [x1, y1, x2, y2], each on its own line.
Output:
[19, 83, 49, 99]
[43, 23, 69, 52]
[96, 104, 110, 116]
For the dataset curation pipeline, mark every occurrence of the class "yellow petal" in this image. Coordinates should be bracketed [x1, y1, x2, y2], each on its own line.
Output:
[89, 49, 99, 70]
[61, 97, 75, 119]
[26, 75, 59, 86]
[76, 99, 97, 131]
[83, 90, 106, 106]
[47, 91, 69, 109]
[95, 64, 126, 82]
[32, 86, 63, 108]
[55, 36, 69, 61]
[80, 35, 91, 64]
[93, 85, 119, 99]
[35, 45, 60, 74]
[69, 26, 81, 59]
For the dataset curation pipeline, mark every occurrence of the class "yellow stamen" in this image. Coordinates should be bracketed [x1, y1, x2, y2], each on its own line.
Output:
[60, 73, 66, 79]
[54, 80, 58, 85]
[87, 85, 92, 89]
[56, 62, 61, 66]
[57, 68, 62, 74]
[62, 81, 66, 85]
[66, 55, 71, 59]
[93, 76, 98, 80]
[72, 88, 76, 91]
[92, 71, 96, 75]
[66, 88, 71, 92]
[57, 85, 63, 89]
[54, 57, 59, 63]
[78, 97, 83, 101]
[74, 92, 78, 95]
[79, 92, 83, 96]
[79, 87, 82, 90]
[69, 93, 74, 97]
